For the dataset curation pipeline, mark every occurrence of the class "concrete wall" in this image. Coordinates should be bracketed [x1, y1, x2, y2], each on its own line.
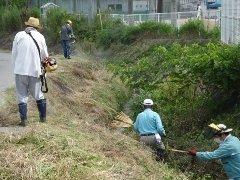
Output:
[32, 0, 178, 15]
[162, 0, 177, 12]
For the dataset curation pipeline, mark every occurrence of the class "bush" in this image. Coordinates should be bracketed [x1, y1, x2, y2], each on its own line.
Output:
[139, 21, 176, 37]
[0, 0, 27, 8]
[28, 6, 40, 18]
[71, 14, 93, 41]
[44, 8, 70, 45]
[208, 26, 220, 41]
[1, 5, 22, 33]
[179, 19, 207, 38]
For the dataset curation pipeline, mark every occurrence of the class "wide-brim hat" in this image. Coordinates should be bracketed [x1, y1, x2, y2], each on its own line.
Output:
[209, 123, 233, 134]
[25, 17, 41, 29]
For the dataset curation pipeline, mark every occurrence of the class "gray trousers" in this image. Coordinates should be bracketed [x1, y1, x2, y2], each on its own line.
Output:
[15, 74, 44, 104]
[140, 135, 165, 150]
[140, 135, 166, 160]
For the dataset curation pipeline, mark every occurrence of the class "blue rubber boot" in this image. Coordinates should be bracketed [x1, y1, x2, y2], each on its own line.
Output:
[36, 99, 47, 122]
[18, 103, 27, 127]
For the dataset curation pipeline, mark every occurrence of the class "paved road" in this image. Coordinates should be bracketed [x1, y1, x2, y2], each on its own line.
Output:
[0, 50, 14, 91]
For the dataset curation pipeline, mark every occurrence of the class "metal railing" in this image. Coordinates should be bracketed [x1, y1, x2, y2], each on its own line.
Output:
[111, 10, 221, 28]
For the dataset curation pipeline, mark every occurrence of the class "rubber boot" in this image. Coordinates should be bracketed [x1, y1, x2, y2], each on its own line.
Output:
[18, 103, 27, 127]
[36, 99, 46, 122]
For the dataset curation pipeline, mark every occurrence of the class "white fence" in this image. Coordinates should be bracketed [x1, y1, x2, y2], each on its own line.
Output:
[111, 10, 221, 29]
[221, 0, 240, 44]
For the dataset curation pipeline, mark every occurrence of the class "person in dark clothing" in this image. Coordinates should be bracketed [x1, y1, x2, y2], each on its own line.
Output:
[60, 20, 75, 59]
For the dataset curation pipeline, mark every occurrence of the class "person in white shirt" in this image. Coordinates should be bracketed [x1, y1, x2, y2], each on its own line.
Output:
[197, 4, 202, 19]
[12, 17, 49, 126]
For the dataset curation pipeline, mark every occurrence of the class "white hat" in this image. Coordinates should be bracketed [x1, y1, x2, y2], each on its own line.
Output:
[25, 17, 41, 29]
[143, 99, 153, 106]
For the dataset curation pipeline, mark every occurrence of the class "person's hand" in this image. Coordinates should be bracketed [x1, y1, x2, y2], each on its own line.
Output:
[188, 148, 197, 156]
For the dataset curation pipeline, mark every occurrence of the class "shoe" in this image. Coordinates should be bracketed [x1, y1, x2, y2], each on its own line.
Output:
[36, 99, 47, 122]
[18, 103, 27, 126]
[67, 56, 71, 59]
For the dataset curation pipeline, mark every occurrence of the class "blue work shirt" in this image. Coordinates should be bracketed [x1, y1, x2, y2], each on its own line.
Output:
[197, 135, 240, 179]
[134, 108, 165, 136]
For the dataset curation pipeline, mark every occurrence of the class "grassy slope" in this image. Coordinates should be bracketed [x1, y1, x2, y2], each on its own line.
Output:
[0, 55, 188, 179]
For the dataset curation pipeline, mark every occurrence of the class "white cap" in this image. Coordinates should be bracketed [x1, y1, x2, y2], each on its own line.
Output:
[143, 99, 153, 106]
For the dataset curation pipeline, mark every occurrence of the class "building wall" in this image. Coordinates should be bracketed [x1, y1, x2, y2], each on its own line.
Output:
[32, 0, 178, 15]
[99, 0, 128, 13]
[162, 0, 177, 12]
[221, 0, 240, 44]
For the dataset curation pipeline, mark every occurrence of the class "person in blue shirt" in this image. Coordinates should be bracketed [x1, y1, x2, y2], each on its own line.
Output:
[134, 99, 166, 161]
[188, 123, 240, 179]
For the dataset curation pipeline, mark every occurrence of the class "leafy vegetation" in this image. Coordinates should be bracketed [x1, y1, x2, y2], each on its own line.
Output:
[1, 5, 22, 33]
[107, 42, 240, 178]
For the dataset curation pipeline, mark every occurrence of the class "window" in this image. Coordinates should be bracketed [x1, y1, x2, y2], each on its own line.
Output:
[116, 4, 122, 12]
[108, 4, 122, 13]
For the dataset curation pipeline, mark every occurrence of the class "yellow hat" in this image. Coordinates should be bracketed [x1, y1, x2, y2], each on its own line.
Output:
[25, 17, 41, 29]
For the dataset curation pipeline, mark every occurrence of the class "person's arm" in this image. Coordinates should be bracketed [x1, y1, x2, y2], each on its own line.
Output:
[133, 115, 140, 133]
[197, 143, 233, 161]
[155, 113, 165, 136]
[12, 34, 18, 62]
[67, 25, 75, 39]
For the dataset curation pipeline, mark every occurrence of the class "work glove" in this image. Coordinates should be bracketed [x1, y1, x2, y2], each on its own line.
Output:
[188, 148, 197, 156]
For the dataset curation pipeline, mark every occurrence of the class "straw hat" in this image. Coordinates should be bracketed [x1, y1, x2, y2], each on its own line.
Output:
[67, 20, 72, 25]
[208, 123, 233, 134]
[25, 17, 41, 29]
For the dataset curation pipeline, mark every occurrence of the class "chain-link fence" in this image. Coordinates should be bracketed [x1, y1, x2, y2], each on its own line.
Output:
[221, 0, 240, 44]
[111, 10, 220, 29]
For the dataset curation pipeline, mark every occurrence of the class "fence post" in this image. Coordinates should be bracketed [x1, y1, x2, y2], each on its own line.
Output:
[139, 14, 142, 22]
[177, 12, 180, 28]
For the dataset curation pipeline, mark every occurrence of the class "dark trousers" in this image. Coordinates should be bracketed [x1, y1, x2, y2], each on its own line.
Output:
[61, 40, 70, 58]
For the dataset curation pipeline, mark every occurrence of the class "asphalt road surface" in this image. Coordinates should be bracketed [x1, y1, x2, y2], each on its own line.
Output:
[0, 50, 14, 91]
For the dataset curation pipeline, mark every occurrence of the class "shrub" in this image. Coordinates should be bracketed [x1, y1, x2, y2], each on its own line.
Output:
[71, 15, 92, 40]
[139, 21, 176, 37]
[208, 26, 220, 41]
[28, 6, 41, 18]
[1, 5, 22, 33]
[44, 8, 69, 45]
[0, 0, 27, 8]
[179, 19, 207, 38]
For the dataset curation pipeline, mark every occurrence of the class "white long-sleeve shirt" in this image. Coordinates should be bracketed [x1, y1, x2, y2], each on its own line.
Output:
[12, 27, 48, 77]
